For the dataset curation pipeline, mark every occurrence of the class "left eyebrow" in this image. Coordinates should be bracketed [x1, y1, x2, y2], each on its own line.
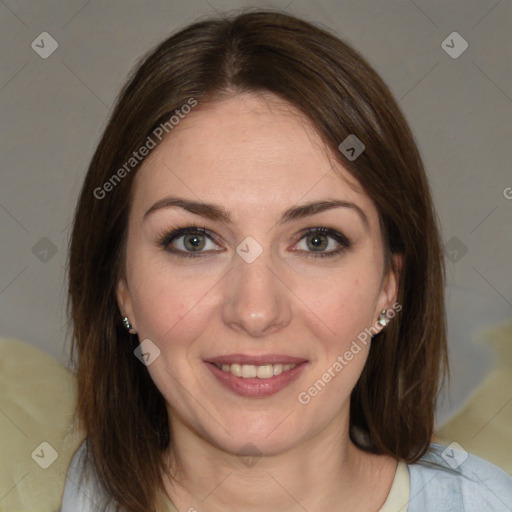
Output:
[143, 197, 369, 231]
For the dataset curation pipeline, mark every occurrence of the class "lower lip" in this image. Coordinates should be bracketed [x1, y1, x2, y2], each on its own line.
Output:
[205, 361, 308, 397]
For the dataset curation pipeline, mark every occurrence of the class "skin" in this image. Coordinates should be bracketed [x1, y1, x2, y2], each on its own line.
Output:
[117, 92, 402, 512]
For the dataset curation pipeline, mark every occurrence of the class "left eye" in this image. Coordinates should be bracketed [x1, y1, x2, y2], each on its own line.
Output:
[293, 227, 351, 258]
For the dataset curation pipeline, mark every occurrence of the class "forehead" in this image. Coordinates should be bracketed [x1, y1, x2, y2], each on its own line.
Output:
[132, 93, 377, 226]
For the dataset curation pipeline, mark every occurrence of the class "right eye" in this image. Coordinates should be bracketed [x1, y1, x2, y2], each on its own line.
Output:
[157, 225, 223, 258]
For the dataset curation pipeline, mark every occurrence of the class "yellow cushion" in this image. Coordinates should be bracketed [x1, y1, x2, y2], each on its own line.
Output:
[434, 321, 512, 475]
[0, 338, 85, 512]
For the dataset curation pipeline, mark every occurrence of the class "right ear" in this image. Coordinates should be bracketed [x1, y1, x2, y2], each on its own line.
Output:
[116, 278, 137, 331]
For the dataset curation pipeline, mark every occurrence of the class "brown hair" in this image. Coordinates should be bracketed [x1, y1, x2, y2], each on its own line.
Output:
[67, 9, 448, 512]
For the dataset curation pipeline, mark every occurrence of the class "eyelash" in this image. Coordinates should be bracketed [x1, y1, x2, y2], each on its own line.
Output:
[156, 224, 352, 259]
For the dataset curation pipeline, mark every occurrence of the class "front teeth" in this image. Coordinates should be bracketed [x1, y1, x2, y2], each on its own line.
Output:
[216, 363, 298, 379]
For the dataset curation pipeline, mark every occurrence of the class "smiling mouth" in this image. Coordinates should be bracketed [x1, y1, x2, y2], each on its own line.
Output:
[205, 357, 309, 397]
[211, 362, 298, 379]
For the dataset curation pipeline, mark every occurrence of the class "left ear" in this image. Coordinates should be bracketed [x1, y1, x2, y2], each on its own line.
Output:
[374, 252, 402, 324]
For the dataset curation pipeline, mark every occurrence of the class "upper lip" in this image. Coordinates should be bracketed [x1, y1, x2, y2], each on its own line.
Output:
[206, 354, 308, 366]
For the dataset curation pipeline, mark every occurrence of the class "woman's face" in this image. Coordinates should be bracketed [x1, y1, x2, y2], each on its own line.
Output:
[117, 93, 399, 456]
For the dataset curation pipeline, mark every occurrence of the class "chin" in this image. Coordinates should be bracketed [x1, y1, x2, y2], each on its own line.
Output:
[201, 410, 308, 457]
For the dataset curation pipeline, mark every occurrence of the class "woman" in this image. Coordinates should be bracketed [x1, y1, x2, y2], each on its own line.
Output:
[60, 9, 512, 512]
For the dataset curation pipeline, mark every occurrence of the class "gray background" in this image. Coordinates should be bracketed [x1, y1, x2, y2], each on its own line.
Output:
[1, 0, 511, 428]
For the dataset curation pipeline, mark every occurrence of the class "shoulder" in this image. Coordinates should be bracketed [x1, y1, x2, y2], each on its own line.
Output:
[406, 442, 512, 512]
[60, 439, 112, 512]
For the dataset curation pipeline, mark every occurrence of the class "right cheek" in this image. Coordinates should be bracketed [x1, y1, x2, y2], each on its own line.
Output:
[137, 300, 188, 340]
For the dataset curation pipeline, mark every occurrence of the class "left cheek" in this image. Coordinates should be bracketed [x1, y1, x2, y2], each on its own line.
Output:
[316, 282, 375, 338]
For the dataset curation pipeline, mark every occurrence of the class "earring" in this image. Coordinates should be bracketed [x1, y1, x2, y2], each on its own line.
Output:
[377, 309, 389, 327]
[122, 316, 137, 335]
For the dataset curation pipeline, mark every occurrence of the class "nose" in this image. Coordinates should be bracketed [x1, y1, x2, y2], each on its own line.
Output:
[221, 247, 292, 338]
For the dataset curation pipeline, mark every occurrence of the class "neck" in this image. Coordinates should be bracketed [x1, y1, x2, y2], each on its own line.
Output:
[162, 413, 397, 512]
